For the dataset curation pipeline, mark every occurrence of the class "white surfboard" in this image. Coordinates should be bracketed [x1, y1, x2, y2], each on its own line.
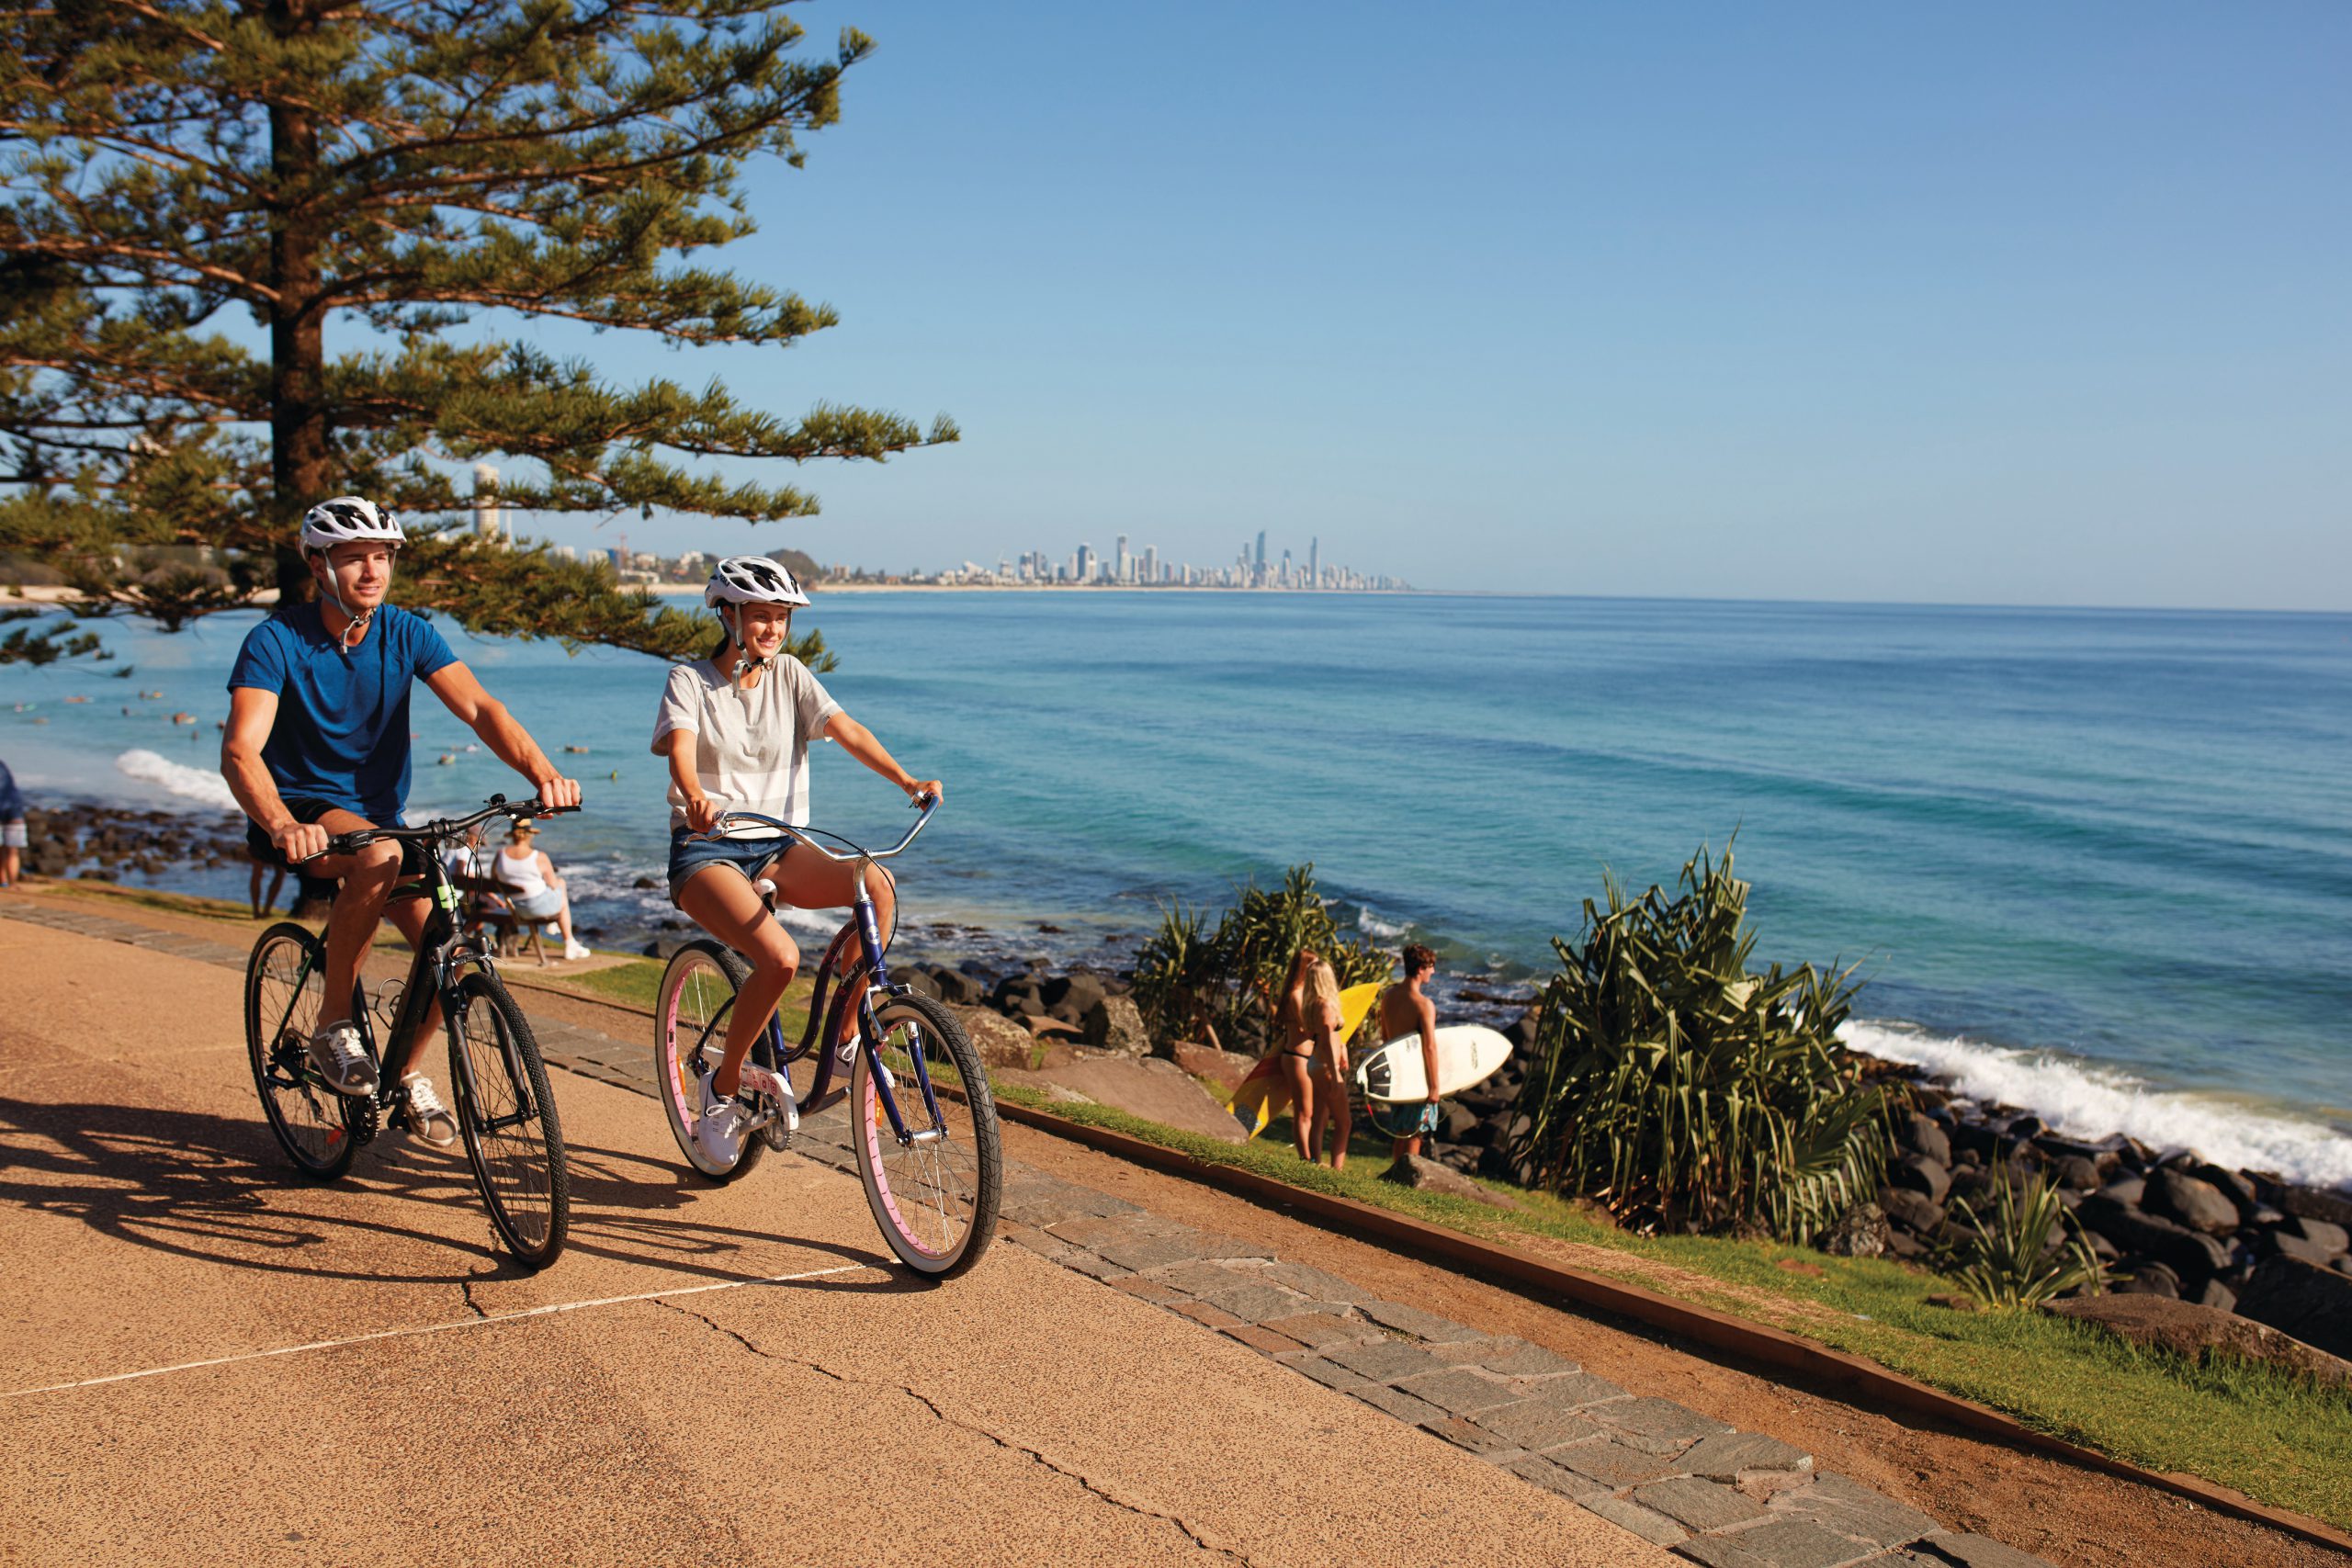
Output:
[1354, 1024, 1513, 1103]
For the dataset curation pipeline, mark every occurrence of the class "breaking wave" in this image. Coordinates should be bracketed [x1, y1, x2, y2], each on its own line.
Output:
[115, 750, 239, 812]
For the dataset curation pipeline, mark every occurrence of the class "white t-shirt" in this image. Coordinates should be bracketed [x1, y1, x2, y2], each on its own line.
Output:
[652, 657, 842, 838]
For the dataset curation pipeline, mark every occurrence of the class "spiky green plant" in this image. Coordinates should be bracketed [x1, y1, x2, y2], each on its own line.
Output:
[1132, 899, 1224, 1050]
[1943, 1170, 2107, 1310]
[1510, 843, 1896, 1241]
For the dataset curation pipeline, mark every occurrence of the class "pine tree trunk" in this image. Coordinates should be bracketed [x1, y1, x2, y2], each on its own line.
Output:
[266, 1, 326, 601]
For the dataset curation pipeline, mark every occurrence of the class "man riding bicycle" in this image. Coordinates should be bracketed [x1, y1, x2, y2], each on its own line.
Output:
[221, 497, 582, 1145]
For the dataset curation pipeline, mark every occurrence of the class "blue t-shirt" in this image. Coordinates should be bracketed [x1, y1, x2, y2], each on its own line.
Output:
[0, 758, 21, 820]
[228, 603, 458, 821]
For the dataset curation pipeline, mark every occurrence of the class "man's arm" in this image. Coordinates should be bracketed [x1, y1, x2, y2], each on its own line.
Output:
[221, 688, 326, 863]
[1417, 993, 1441, 1106]
[422, 662, 580, 809]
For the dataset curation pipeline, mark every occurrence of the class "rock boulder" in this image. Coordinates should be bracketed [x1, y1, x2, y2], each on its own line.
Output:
[1079, 994, 1149, 1055]
[1378, 1153, 1520, 1209]
[2145, 1169, 2240, 1235]
[2234, 1256, 2352, 1361]
[2045, 1292, 2351, 1388]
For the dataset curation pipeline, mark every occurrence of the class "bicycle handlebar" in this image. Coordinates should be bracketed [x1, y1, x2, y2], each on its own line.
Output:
[305, 795, 578, 862]
[696, 792, 939, 864]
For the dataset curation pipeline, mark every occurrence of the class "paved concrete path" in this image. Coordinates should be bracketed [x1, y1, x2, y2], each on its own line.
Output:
[0, 897, 2048, 1568]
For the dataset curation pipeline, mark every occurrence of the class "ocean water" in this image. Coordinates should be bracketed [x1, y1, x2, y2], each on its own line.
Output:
[6, 593, 2348, 1186]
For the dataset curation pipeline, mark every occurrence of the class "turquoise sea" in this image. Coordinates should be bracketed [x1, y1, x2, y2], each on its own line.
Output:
[6, 592, 2348, 1187]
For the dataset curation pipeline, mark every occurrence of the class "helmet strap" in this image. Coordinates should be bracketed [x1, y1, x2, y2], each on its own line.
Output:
[311, 549, 380, 652]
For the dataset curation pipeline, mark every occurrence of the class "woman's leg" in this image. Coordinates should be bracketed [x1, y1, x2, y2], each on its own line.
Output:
[1281, 1055, 1315, 1161]
[676, 866, 801, 1096]
[1322, 1077, 1351, 1170]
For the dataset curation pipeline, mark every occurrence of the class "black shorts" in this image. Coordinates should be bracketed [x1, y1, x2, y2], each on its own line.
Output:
[246, 800, 423, 883]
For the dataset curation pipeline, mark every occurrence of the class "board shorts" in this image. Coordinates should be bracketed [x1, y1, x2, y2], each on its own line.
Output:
[666, 828, 790, 906]
[1366, 1097, 1443, 1141]
[1, 821, 25, 850]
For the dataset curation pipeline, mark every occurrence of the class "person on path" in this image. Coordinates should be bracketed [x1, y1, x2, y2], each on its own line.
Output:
[1278, 949, 1351, 1168]
[0, 758, 25, 888]
[1370, 942, 1444, 1161]
[654, 556, 940, 1169]
[220, 496, 582, 1148]
[491, 820, 592, 960]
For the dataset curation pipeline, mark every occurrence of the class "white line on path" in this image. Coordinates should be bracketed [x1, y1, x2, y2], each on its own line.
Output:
[1, 1262, 872, 1400]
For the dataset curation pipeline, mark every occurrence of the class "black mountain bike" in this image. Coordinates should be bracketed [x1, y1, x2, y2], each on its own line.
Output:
[243, 795, 573, 1269]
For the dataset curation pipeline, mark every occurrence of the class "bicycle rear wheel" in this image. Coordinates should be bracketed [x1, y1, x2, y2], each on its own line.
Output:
[244, 921, 359, 1180]
[447, 970, 570, 1268]
[850, 993, 1001, 1279]
[653, 941, 763, 1181]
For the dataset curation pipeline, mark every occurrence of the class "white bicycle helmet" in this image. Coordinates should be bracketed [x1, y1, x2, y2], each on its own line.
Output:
[704, 555, 809, 609]
[300, 496, 405, 554]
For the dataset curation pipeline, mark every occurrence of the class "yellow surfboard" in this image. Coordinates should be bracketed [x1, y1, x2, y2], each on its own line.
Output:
[1226, 982, 1384, 1138]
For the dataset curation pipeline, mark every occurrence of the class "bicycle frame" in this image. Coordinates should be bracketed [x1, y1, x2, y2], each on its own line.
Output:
[686, 800, 949, 1145]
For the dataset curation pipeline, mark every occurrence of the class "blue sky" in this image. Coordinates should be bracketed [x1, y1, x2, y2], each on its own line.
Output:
[518, 2, 2352, 608]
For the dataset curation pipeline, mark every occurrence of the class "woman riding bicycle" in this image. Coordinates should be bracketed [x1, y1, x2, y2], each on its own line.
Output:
[652, 556, 942, 1168]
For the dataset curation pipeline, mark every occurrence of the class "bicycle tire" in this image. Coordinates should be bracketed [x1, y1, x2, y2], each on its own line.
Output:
[653, 940, 764, 1182]
[447, 969, 570, 1269]
[243, 921, 359, 1180]
[851, 992, 1001, 1279]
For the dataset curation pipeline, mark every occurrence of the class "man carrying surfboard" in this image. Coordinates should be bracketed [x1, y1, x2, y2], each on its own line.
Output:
[1370, 943, 1444, 1159]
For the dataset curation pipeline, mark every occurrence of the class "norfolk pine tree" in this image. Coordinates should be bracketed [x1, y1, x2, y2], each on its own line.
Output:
[0, 0, 954, 666]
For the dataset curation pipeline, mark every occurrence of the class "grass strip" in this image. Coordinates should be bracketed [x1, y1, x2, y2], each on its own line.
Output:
[995, 1086, 2352, 1529]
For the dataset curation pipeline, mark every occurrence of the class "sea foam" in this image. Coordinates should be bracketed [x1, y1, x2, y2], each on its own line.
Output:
[1841, 1020, 2352, 1192]
[115, 749, 240, 812]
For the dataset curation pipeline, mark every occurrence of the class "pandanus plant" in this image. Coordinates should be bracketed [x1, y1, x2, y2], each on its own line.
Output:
[1510, 844, 1897, 1242]
[1942, 1171, 2106, 1310]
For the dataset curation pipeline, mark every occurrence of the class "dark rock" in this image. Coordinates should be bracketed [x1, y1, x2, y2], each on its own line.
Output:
[1899, 1111, 1952, 1167]
[1877, 1186, 1946, 1237]
[2052, 1156, 2102, 1192]
[1817, 1202, 1891, 1258]
[1437, 1103, 1482, 1143]
[899, 969, 943, 1001]
[2227, 1258, 2352, 1361]
[2097, 1175, 2147, 1207]
[2046, 1294, 2350, 1388]
[2289, 1215, 2350, 1256]
[631, 875, 659, 889]
[2257, 1227, 2343, 1268]
[2115, 1261, 2182, 1299]
[1889, 1155, 1951, 1204]
[1503, 1010, 1537, 1048]
[1169, 1040, 1255, 1094]
[929, 968, 984, 1007]
[2007, 1114, 2045, 1141]
[2077, 1196, 2229, 1290]
[1079, 994, 1149, 1055]
[949, 1006, 1036, 1072]
[1379, 1154, 1519, 1208]
[2196, 1279, 2238, 1314]
[2272, 1183, 2352, 1232]
[2189, 1164, 2259, 1220]
[2144, 1169, 2241, 1235]
[1885, 1232, 1929, 1259]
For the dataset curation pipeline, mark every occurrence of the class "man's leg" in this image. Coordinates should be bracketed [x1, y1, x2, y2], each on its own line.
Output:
[380, 892, 446, 1080]
[311, 808, 401, 1032]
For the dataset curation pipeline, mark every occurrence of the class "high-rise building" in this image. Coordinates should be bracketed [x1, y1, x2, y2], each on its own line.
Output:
[1142, 545, 1157, 583]
[1077, 543, 1095, 582]
[471, 462, 509, 546]
[1255, 530, 1267, 570]
[1114, 535, 1129, 584]
[1309, 536, 1319, 588]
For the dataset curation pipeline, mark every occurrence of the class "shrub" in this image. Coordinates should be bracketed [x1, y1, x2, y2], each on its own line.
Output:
[1942, 1170, 2106, 1310]
[1134, 865, 1390, 1053]
[1510, 843, 1896, 1242]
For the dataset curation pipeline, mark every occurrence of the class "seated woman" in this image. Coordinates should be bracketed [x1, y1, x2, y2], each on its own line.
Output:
[1275, 949, 1351, 1168]
[490, 820, 592, 961]
[652, 556, 942, 1168]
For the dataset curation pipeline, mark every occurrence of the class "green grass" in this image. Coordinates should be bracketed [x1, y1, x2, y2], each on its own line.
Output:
[995, 1088, 2352, 1530]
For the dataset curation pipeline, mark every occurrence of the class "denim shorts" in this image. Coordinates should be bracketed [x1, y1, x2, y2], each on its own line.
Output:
[666, 829, 790, 906]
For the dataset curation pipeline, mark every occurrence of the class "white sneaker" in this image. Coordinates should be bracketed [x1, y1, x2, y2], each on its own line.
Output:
[562, 939, 592, 961]
[695, 1067, 747, 1168]
[401, 1074, 458, 1149]
[306, 1021, 379, 1098]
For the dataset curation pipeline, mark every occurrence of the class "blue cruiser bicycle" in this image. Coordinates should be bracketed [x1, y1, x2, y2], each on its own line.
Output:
[651, 796, 1001, 1279]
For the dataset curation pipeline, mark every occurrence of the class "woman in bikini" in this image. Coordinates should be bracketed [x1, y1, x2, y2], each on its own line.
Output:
[1274, 949, 1351, 1167]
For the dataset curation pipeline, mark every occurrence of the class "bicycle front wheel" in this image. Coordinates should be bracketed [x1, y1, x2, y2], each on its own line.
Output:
[243, 921, 357, 1180]
[653, 941, 763, 1182]
[447, 971, 570, 1269]
[851, 993, 1002, 1279]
